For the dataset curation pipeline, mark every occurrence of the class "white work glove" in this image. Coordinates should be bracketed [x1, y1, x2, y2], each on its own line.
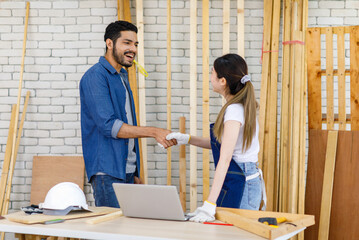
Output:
[187, 200, 216, 223]
[166, 132, 190, 146]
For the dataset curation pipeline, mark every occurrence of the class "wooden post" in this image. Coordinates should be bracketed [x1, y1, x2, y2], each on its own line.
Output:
[307, 28, 322, 130]
[350, 26, 359, 130]
[117, 0, 124, 20]
[202, 0, 210, 203]
[317, 130, 338, 240]
[279, 0, 292, 213]
[237, 0, 245, 56]
[166, 0, 172, 186]
[223, 0, 230, 55]
[337, 27, 346, 130]
[122, 0, 145, 182]
[258, 0, 273, 171]
[267, 0, 281, 211]
[325, 27, 334, 130]
[179, 117, 186, 211]
[136, 0, 148, 184]
[189, 0, 198, 212]
[0, 105, 16, 214]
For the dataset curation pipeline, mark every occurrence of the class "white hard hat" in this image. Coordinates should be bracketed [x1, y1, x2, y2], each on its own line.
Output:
[39, 182, 89, 215]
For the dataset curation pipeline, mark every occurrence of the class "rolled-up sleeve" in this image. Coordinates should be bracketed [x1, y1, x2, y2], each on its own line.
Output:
[111, 119, 124, 139]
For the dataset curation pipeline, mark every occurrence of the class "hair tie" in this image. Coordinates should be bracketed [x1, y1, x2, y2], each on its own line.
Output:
[241, 75, 251, 84]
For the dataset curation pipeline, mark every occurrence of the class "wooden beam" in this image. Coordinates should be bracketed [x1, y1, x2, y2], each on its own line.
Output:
[202, 0, 210, 202]
[307, 27, 322, 129]
[189, 0, 198, 212]
[325, 27, 334, 130]
[279, 0, 292, 213]
[317, 130, 338, 240]
[237, 0, 245, 56]
[0, 105, 16, 214]
[117, 0, 124, 20]
[350, 26, 359, 130]
[337, 27, 346, 130]
[166, 0, 172, 186]
[179, 117, 186, 212]
[136, 0, 148, 184]
[223, 0, 230, 55]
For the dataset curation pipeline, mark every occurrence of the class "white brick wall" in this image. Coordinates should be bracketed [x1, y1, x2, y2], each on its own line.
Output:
[0, 0, 358, 222]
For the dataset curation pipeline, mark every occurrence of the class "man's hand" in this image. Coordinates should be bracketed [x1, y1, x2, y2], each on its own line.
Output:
[134, 176, 142, 184]
[154, 128, 177, 149]
[187, 201, 216, 223]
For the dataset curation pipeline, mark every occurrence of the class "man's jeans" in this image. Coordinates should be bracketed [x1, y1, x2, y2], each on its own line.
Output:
[90, 173, 135, 208]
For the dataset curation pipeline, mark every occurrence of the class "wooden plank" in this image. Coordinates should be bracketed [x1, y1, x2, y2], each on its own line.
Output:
[202, 0, 210, 202]
[117, 0, 124, 20]
[267, 0, 281, 211]
[350, 26, 359, 130]
[85, 210, 123, 224]
[307, 27, 322, 129]
[123, 0, 144, 183]
[30, 156, 85, 205]
[216, 208, 314, 240]
[304, 129, 328, 240]
[237, 0, 245, 56]
[223, 0, 230, 55]
[179, 117, 186, 212]
[325, 27, 334, 130]
[5, 207, 118, 224]
[0, 105, 16, 214]
[317, 130, 338, 240]
[330, 131, 359, 239]
[320, 69, 350, 76]
[278, 0, 292, 213]
[288, 30, 303, 215]
[189, 0, 198, 212]
[136, 0, 148, 184]
[258, 0, 273, 170]
[337, 27, 346, 130]
[166, 0, 172, 186]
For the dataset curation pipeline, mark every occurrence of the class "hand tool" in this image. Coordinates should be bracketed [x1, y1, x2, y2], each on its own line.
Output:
[258, 217, 287, 226]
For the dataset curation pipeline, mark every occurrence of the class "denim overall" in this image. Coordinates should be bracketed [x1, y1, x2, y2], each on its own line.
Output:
[210, 123, 246, 208]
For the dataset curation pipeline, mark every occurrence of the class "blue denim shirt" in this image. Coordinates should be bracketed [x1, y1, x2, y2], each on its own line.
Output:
[80, 56, 140, 182]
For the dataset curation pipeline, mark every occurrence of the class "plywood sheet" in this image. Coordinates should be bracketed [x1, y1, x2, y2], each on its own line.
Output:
[30, 156, 85, 205]
[5, 207, 118, 224]
[329, 131, 359, 239]
[305, 130, 359, 239]
[305, 129, 327, 240]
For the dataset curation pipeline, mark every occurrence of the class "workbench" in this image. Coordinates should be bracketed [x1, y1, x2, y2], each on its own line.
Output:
[0, 215, 266, 240]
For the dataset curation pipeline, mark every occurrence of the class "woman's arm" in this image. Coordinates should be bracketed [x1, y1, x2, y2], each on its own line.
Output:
[189, 135, 211, 149]
[207, 120, 241, 204]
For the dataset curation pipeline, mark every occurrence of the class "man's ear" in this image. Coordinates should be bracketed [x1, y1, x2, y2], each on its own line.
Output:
[106, 39, 113, 50]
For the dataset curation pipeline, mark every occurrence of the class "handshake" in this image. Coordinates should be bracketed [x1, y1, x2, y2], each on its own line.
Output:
[157, 132, 190, 150]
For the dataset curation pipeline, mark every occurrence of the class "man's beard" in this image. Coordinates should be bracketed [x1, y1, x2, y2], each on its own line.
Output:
[113, 47, 134, 68]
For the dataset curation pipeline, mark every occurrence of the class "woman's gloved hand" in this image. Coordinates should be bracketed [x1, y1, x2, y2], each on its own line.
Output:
[187, 200, 216, 223]
[165, 132, 190, 146]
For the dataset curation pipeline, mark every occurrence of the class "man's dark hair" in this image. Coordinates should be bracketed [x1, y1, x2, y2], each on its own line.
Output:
[104, 20, 138, 51]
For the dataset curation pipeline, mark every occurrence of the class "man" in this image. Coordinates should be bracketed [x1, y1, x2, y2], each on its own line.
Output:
[80, 21, 175, 208]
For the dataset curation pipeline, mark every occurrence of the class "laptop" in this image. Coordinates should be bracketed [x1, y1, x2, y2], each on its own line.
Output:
[113, 183, 189, 221]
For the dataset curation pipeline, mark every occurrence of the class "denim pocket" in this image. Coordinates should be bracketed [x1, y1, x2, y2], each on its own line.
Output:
[217, 188, 228, 207]
[246, 176, 261, 209]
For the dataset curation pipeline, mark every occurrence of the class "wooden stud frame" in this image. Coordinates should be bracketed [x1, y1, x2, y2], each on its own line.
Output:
[166, 0, 172, 186]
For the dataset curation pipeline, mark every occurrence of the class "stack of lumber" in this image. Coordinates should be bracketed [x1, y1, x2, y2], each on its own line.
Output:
[258, 0, 308, 221]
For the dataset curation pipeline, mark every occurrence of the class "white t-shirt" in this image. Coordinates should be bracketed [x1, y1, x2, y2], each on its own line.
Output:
[223, 103, 259, 163]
